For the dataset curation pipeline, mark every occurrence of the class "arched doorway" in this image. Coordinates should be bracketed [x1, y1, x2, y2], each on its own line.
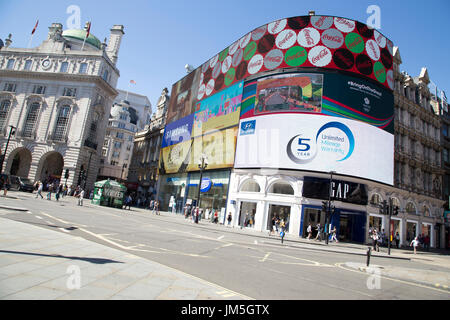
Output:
[7, 148, 32, 177]
[37, 151, 64, 182]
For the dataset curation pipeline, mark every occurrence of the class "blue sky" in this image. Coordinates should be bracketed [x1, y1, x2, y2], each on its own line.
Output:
[1, 0, 449, 110]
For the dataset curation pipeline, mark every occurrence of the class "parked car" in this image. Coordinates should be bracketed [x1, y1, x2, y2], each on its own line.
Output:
[10, 175, 34, 193]
[0, 173, 11, 190]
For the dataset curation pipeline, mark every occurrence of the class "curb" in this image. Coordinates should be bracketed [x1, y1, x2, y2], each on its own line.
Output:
[0, 205, 28, 212]
[354, 265, 450, 292]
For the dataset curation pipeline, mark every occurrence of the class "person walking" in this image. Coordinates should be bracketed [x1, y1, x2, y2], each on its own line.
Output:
[410, 236, 419, 255]
[330, 226, 338, 243]
[214, 210, 219, 224]
[78, 188, 85, 206]
[227, 212, 232, 227]
[314, 223, 322, 241]
[124, 194, 132, 210]
[155, 201, 160, 215]
[35, 181, 44, 199]
[395, 232, 400, 249]
[306, 223, 312, 240]
[372, 229, 380, 252]
[55, 184, 62, 202]
[46, 184, 52, 200]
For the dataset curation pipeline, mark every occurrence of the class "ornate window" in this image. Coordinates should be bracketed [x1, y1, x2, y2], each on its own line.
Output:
[405, 202, 416, 215]
[6, 59, 15, 70]
[0, 100, 11, 133]
[268, 181, 294, 195]
[24, 60, 32, 71]
[60, 62, 68, 73]
[22, 102, 40, 138]
[370, 194, 382, 206]
[53, 105, 71, 141]
[240, 179, 261, 192]
[423, 206, 431, 217]
[79, 63, 87, 74]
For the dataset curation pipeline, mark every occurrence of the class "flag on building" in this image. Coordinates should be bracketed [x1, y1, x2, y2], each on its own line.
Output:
[85, 22, 91, 38]
[31, 20, 39, 35]
[130, 80, 136, 85]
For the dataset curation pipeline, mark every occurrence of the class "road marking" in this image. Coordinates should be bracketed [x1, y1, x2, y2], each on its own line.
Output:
[213, 243, 233, 250]
[40, 212, 87, 228]
[335, 263, 450, 294]
[254, 240, 258, 245]
[59, 228, 70, 233]
[217, 235, 224, 240]
[260, 252, 271, 262]
[35, 216, 43, 220]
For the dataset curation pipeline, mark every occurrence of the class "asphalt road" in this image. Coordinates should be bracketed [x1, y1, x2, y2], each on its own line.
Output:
[1, 191, 449, 300]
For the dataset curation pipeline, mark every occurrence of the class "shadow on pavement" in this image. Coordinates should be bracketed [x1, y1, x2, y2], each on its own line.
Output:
[0, 250, 124, 265]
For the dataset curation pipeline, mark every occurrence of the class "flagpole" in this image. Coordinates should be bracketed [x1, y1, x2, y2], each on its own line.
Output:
[28, 34, 34, 49]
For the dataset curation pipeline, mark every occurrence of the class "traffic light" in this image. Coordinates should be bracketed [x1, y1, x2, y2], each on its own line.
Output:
[64, 169, 70, 179]
[322, 201, 328, 213]
[393, 206, 399, 216]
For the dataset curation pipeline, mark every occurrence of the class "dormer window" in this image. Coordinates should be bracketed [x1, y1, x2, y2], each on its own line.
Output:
[102, 69, 109, 81]
[32, 85, 46, 95]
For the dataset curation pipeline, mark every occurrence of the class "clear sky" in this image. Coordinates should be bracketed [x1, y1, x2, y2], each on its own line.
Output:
[1, 0, 449, 111]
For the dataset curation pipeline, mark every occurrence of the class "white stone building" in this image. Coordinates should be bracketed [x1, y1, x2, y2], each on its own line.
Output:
[0, 22, 124, 193]
[98, 90, 151, 182]
[127, 88, 169, 200]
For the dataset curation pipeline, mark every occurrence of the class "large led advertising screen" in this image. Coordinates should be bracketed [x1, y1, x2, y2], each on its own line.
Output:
[241, 71, 394, 133]
[235, 113, 394, 185]
[163, 15, 394, 130]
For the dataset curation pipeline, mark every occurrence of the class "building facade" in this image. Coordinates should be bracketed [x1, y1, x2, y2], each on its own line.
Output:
[0, 22, 124, 192]
[127, 88, 169, 200]
[98, 100, 137, 181]
[156, 14, 446, 248]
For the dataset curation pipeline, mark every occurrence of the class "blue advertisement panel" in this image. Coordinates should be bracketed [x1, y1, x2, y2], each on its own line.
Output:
[161, 114, 194, 149]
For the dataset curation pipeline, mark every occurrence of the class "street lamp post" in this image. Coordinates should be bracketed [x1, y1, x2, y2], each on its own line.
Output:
[83, 152, 93, 191]
[196, 154, 208, 209]
[325, 171, 336, 245]
[0, 125, 16, 175]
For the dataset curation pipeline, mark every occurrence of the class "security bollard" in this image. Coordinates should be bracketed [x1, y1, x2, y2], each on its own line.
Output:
[366, 247, 372, 267]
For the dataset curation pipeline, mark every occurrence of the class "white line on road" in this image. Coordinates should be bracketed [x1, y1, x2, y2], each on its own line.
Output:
[217, 235, 224, 240]
[59, 228, 70, 233]
[35, 216, 43, 220]
[260, 252, 271, 262]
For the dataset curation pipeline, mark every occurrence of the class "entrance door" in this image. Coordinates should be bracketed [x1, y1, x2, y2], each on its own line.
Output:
[302, 208, 325, 238]
[339, 214, 352, 242]
[334, 211, 366, 243]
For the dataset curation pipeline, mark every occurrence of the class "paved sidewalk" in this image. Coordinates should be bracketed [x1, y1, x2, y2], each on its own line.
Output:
[0, 217, 250, 300]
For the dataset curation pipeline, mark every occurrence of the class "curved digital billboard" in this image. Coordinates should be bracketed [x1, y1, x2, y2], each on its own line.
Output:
[165, 15, 394, 127]
[161, 14, 394, 185]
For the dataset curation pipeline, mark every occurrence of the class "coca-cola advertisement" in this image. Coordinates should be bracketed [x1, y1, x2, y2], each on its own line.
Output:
[167, 14, 394, 125]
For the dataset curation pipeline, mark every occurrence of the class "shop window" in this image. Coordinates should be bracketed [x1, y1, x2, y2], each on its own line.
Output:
[240, 179, 260, 192]
[239, 202, 257, 228]
[268, 181, 294, 195]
